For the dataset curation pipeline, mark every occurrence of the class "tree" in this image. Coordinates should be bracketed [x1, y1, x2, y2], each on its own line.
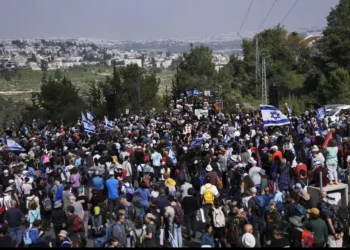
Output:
[54, 69, 63, 81]
[40, 60, 48, 71]
[39, 76, 85, 122]
[172, 45, 216, 99]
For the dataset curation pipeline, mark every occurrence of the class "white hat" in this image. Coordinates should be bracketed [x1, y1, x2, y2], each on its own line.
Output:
[204, 143, 209, 149]
[270, 145, 278, 151]
[242, 233, 256, 248]
[250, 187, 257, 194]
[58, 230, 68, 238]
[183, 147, 188, 152]
[109, 170, 114, 176]
[8, 179, 14, 184]
[206, 165, 213, 172]
[22, 170, 28, 175]
[194, 160, 198, 164]
[248, 157, 255, 164]
[311, 145, 319, 152]
[63, 146, 68, 151]
[3, 169, 9, 173]
[67, 165, 74, 170]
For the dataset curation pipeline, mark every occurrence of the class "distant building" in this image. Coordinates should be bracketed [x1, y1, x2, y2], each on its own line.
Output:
[301, 35, 323, 47]
[124, 58, 142, 68]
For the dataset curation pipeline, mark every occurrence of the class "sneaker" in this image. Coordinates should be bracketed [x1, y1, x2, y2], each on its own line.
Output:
[329, 182, 334, 185]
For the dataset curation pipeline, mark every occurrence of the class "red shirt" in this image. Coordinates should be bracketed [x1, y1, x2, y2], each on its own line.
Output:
[272, 151, 282, 161]
[295, 163, 307, 179]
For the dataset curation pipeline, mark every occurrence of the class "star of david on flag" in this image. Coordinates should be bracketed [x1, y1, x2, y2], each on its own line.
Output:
[260, 105, 290, 127]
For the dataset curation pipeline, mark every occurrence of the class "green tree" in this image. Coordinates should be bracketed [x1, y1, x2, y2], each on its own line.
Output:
[40, 60, 48, 71]
[39, 76, 85, 122]
[54, 69, 63, 81]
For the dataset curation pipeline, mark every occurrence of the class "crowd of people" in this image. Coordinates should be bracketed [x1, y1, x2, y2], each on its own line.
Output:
[0, 108, 349, 248]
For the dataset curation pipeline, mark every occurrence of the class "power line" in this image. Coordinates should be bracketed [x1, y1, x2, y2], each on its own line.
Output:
[280, 0, 299, 25]
[238, 0, 254, 36]
[258, 0, 277, 32]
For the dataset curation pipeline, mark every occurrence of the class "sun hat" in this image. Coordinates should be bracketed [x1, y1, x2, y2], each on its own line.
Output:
[206, 165, 213, 172]
[289, 215, 304, 227]
[146, 213, 156, 220]
[270, 145, 278, 151]
[109, 170, 115, 176]
[311, 145, 319, 152]
[307, 208, 320, 216]
[242, 233, 256, 248]
[4, 187, 13, 193]
[58, 230, 68, 238]
[54, 200, 62, 208]
[299, 190, 310, 201]
[294, 183, 302, 192]
[8, 179, 14, 184]
[3, 169, 9, 174]
[165, 178, 176, 188]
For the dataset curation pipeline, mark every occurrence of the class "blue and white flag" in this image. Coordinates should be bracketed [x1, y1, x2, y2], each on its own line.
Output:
[190, 137, 205, 149]
[260, 105, 290, 127]
[82, 112, 95, 133]
[168, 230, 177, 248]
[168, 146, 177, 166]
[7, 138, 24, 151]
[104, 116, 113, 130]
[193, 88, 201, 97]
[86, 111, 95, 122]
[316, 106, 326, 119]
[186, 90, 192, 97]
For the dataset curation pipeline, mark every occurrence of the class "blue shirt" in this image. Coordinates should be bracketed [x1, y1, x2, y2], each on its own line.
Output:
[201, 233, 215, 247]
[134, 188, 150, 207]
[75, 158, 82, 167]
[92, 176, 105, 190]
[106, 177, 119, 199]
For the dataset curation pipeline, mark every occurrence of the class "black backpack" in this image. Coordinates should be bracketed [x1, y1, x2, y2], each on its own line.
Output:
[328, 205, 348, 233]
[132, 229, 144, 248]
[227, 217, 243, 245]
[91, 215, 104, 237]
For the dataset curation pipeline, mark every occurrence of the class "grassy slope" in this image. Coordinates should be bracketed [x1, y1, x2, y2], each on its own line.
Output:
[0, 67, 175, 101]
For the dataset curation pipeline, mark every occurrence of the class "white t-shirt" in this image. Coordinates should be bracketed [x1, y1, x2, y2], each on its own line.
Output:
[151, 152, 162, 167]
[249, 166, 262, 186]
[3, 194, 12, 210]
[200, 183, 219, 204]
[160, 168, 171, 181]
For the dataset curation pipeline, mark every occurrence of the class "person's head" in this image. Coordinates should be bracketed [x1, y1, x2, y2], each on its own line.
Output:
[290, 191, 299, 203]
[145, 213, 156, 224]
[250, 187, 257, 197]
[205, 224, 213, 234]
[168, 195, 175, 203]
[307, 208, 320, 219]
[66, 205, 75, 215]
[273, 227, 284, 239]
[140, 181, 148, 189]
[109, 237, 119, 247]
[30, 201, 38, 210]
[55, 178, 61, 185]
[264, 187, 270, 195]
[244, 224, 254, 234]
[187, 188, 194, 196]
[134, 219, 143, 229]
[300, 170, 306, 178]
[205, 176, 211, 184]
[32, 219, 41, 228]
[269, 199, 276, 209]
[78, 187, 84, 195]
[69, 195, 76, 204]
[11, 200, 17, 208]
[117, 214, 126, 223]
[119, 194, 127, 204]
[328, 139, 337, 147]
[214, 198, 221, 208]
[64, 184, 71, 191]
[58, 230, 68, 241]
[159, 188, 165, 196]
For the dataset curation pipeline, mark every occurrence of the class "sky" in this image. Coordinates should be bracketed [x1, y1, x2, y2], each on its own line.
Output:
[0, 0, 339, 40]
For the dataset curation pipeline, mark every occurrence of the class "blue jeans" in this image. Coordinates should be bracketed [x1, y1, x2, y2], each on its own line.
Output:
[172, 224, 182, 248]
[139, 203, 149, 224]
[8, 226, 22, 246]
[93, 236, 106, 248]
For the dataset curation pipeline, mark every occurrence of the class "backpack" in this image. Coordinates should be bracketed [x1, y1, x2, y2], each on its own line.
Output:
[328, 205, 348, 233]
[72, 214, 83, 232]
[177, 169, 185, 183]
[55, 186, 63, 202]
[172, 202, 184, 225]
[132, 229, 144, 248]
[296, 227, 314, 248]
[317, 200, 330, 219]
[106, 223, 120, 244]
[295, 204, 307, 218]
[91, 215, 104, 237]
[42, 196, 52, 212]
[255, 196, 266, 208]
[203, 185, 214, 205]
[23, 227, 34, 246]
[227, 218, 243, 245]
[212, 207, 225, 228]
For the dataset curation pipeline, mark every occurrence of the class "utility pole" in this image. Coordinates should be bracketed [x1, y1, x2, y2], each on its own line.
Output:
[261, 57, 268, 105]
[218, 84, 223, 111]
[255, 37, 260, 96]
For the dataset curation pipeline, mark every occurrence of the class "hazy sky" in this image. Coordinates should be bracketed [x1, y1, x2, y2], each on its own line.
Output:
[0, 0, 339, 40]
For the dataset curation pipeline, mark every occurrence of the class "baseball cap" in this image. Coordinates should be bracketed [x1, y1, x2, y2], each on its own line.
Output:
[307, 208, 320, 216]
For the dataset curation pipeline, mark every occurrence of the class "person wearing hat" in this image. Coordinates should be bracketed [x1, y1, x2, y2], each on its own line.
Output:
[88, 206, 108, 247]
[304, 208, 328, 248]
[289, 215, 306, 248]
[270, 226, 290, 248]
[311, 145, 325, 166]
[270, 145, 282, 162]
[0, 169, 13, 190]
[142, 213, 157, 248]
[312, 159, 328, 187]
[3, 186, 13, 211]
[52, 200, 65, 237]
[57, 230, 72, 248]
[248, 160, 262, 193]
[204, 165, 218, 186]
[237, 224, 261, 248]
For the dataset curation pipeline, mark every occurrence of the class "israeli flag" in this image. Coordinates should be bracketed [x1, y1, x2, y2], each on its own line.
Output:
[7, 138, 25, 151]
[316, 106, 326, 119]
[104, 116, 113, 130]
[260, 105, 290, 127]
[186, 90, 192, 97]
[82, 112, 95, 133]
[168, 146, 177, 166]
[169, 230, 177, 248]
[193, 88, 201, 97]
[86, 111, 95, 122]
[190, 137, 205, 149]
